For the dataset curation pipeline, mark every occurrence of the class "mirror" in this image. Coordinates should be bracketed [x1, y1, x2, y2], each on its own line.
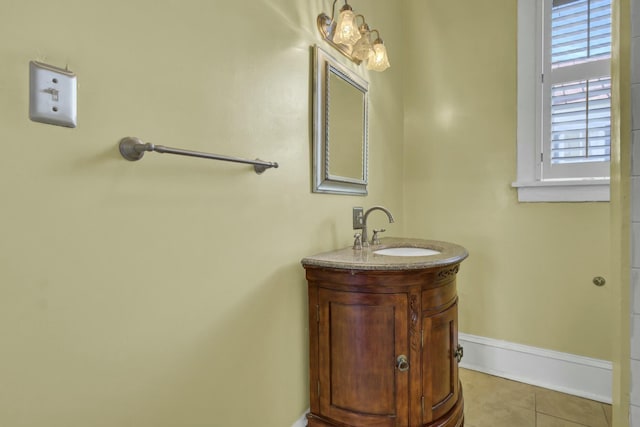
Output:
[312, 45, 369, 195]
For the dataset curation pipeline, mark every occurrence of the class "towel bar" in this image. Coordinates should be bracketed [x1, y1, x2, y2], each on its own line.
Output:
[118, 136, 279, 174]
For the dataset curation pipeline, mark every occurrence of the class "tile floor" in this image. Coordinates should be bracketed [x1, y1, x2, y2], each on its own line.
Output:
[460, 369, 612, 427]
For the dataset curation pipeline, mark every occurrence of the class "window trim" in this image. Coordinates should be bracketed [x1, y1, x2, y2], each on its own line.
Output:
[513, 0, 610, 202]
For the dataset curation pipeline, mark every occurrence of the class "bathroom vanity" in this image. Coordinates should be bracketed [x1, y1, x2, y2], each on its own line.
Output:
[301, 238, 468, 427]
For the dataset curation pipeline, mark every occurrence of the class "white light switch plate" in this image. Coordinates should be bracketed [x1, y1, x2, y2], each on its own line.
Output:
[29, 61, 77, 128]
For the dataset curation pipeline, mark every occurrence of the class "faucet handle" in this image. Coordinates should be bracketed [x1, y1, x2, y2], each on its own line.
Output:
[371, 229, 386, 245]
[353, 233, 363, 250]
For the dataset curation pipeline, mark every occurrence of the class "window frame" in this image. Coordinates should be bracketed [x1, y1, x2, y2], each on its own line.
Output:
[513, 0, 610, 202]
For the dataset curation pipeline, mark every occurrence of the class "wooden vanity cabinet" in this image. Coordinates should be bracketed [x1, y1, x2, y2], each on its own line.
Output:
[422, 301, 460, 423]
[314, 288, 410, 426]
[304, 264, 464, 427]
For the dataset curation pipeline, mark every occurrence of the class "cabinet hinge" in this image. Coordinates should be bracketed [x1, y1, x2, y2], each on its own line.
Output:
[317, 381, 320, 396]
[316, 304, 320, 322]
[421, 329, 424, 348]
[541, 73, 544, 83]
[540, 152, 544, 162]
[421, 395, 425, 419]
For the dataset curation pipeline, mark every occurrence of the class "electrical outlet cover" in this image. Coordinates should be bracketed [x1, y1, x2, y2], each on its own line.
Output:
[353, 207, 364, 229]
[29, 61, 77, 128]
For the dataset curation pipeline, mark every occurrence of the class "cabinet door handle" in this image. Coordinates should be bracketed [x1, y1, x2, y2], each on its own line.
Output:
[396, 355, 409, 372]
[454, 344, 464, 363]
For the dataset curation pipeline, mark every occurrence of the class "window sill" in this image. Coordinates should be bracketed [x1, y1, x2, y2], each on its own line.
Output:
[511, 179, 610, 202]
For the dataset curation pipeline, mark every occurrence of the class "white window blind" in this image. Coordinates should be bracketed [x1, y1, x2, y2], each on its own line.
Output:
[542, 0, 611, 179]
[551, 0, 612, 68]
[550, 77, 611, 164]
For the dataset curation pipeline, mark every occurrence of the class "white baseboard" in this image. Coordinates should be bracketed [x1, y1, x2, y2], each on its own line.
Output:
[291, 410, 308, 427]
[458, 333, 612, 403]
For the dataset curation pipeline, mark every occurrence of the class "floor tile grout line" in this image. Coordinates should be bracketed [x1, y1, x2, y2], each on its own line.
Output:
[535, 409, 598, 427]
[534, 391, 537, 426]
[600, 403, 610, 427]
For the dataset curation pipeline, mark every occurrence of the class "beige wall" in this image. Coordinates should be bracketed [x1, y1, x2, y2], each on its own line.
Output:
[402, 0, 614, 361]
[0, 1, 405, 426]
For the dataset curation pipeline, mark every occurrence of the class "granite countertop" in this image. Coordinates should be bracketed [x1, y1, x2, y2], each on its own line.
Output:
[301, 237, 468, 271]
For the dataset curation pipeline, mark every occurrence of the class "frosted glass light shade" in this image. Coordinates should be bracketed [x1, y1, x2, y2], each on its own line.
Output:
[332, 9, 361, 46]
[367, 42, 390, 71]
[352, 29, 373, 61]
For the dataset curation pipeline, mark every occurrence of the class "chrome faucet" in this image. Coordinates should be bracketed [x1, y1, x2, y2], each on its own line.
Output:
[362, 206, 395, 247]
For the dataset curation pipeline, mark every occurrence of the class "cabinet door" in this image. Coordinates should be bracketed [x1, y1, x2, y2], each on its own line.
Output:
[421, 301, 459, 423]
[317, 288, 409, 427]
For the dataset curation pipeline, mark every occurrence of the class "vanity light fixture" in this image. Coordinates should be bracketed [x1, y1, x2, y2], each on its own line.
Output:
[366, 31, 390, 71]
[317, 0, 390, 72]
[351, 22, 373, 61]
[332, 2, 360, 46]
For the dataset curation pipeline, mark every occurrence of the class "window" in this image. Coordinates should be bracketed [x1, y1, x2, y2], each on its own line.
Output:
[513, 0, 611, 202]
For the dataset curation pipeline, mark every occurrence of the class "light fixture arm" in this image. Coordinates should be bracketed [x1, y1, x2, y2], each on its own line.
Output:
[329, 0, 339, 21]
[330, 0, 354, 20]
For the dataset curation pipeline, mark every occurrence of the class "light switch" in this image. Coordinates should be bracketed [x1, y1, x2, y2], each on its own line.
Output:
[29, 61, 77, 128]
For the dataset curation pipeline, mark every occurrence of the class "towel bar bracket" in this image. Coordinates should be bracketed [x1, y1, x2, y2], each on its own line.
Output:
[118, 136, 279, 174]
[119, 137, 146, 161]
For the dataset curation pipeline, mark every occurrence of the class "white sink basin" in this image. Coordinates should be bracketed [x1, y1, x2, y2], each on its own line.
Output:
[374, 247, 441, 257]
